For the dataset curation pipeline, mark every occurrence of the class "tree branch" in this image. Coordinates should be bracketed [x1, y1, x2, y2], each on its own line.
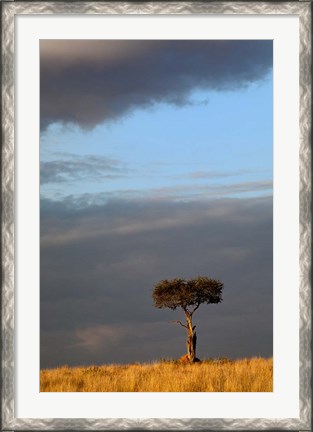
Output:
[171, 320, 188, 329]
[190, 301, 201, 316]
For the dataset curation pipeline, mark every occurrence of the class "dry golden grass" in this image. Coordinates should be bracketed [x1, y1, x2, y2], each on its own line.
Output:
[40, 357, 272, 392]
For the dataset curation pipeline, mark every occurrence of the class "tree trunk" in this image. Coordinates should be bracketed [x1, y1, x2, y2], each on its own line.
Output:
[187, 330, 197, 362]
[185, 312, 197, 362]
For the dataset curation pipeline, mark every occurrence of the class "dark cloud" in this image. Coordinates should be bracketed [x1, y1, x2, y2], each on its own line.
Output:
[40, 40, 272, 130]
[40, 196, 272, 367]
[40, 154, 123, 184]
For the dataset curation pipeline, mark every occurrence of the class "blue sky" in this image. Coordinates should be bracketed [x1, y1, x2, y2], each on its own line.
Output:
[41, 72, 272, 202]
[40, 40, 273, 367]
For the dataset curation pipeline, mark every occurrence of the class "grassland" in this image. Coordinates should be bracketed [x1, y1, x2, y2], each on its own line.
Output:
[40, 357, 272, 392]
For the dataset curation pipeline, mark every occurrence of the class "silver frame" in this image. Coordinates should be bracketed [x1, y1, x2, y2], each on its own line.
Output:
[1, 1, 311, 430]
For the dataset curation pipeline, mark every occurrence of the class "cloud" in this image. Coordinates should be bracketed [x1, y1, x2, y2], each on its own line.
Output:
[40, 196, 272, 367]
[74, 325, 131, 351]
[40, 154, 124, 184]
[40, 190, 272, 247]
[40, 40, 272, 130]
[41, 178, 272, 207]
[180, 169, 268, 180]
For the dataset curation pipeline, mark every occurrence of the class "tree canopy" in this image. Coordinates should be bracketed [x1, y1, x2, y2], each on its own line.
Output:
[152, 276, 223, 312]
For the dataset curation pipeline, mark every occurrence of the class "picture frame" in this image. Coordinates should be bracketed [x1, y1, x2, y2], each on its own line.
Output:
[1, 1, 311, 430]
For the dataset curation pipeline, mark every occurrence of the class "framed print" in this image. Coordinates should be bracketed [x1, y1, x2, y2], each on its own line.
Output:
[1, 1, 311, 430]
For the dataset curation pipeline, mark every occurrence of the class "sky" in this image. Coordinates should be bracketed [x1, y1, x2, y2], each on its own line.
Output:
[40, 40, 273, 368]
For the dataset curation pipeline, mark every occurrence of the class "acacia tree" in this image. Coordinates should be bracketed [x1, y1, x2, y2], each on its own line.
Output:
[152, 276, 223, 363]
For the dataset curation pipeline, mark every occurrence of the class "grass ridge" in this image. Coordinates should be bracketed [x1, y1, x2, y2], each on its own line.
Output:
[41, 357, 272, 392]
